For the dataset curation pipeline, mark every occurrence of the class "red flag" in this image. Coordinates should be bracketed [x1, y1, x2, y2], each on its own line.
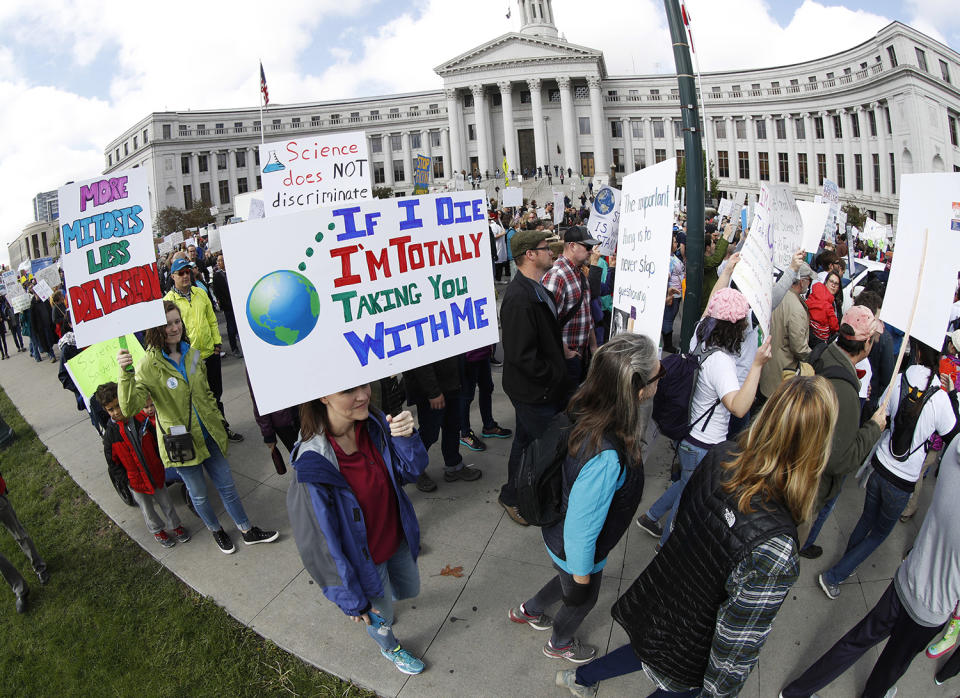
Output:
[680, 1, 695, 54]
[260, 62, 270, 106]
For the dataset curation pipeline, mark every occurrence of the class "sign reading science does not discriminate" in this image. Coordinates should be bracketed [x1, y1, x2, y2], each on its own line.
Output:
[221, 191, 500, 414]
[58, 169, 166, 347]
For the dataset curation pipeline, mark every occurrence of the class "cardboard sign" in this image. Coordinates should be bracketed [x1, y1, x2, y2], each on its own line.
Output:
[57, 169, 166, 348]
[881, 173, 960, 349]
[157, 240, 173, 255]
[732, 202, 775, 336]
[259, 131, 370, 217]
[220, 191, 500, 414]
[207, 228, 222, 253]
[717, 198, 732, 220]
[553, 191, 564, 225]
[502, 187, 522, 208]
[821, 179, 840, 244]
[762, 184, 803, 269]
[33, 279, 53, 302]
[182, 237, 196, 250]
[863, 218, 885, 246]
[589, 186, 622, 256]
[413, 154, 430, 195]
[167, 231, 184, 247]
[65, 334, 147, 410]
[611, 159, 676, 341]
[34, 263, 61, 291]
[796, 200, 832, 253]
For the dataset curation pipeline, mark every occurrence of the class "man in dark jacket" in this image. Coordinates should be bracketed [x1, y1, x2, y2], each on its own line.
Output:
[498, 230, 573, 525]
[28, 287, 56, 362]
[211, 253, 241, 357]
[404, 356, 481, 492]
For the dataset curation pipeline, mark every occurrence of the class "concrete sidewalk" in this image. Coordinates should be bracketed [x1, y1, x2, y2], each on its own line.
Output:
[1, 338, 955, 697]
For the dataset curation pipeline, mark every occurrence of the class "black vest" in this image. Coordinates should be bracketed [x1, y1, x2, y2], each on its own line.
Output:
[542, 436, 644, 567]
[612, 441, 797, 687]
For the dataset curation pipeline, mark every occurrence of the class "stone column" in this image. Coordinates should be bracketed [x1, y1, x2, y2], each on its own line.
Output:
[209, 151, 220, 207]
[227, 148, 238, 202]
[763, 115, 774, 184]
[245, 147, 257, 191]
[873, 101, 889, 197]
[726, 116, 738, 186]
[190, 152, 200, 202]
[587, 75, 608, 175]
[402, 131, 414, 185]
[666, 116, 676, 166]
[527, 78, 547, 171]
[746, 116, 758, 188]
[384, 134, 395, 187]
[643, 116, 654, 171]
[421, 129, 432, 182]
[840, 108, 855, 193]
[821, 110, 835, 185]
[441, 127, 452, 181]
[445, 88, 463, 175]
[556, 76, 578, 174]
[785, 114, 798, 191]
[622, 117, 635, 174]
[498, 81, 519, 176]
[471, 84, 491, 177]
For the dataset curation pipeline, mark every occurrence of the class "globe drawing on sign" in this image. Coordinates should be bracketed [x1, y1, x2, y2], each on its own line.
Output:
[594, 187, 616, 215]
[246, 270, 320, 346]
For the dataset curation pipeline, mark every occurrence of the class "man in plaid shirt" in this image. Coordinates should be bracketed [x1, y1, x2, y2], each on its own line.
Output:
[542, 227, 600, 387]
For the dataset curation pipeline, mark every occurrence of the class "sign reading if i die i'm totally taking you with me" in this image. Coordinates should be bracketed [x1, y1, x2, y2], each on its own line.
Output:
[58, 169, 166, 347]
[221, 191, 500, 414]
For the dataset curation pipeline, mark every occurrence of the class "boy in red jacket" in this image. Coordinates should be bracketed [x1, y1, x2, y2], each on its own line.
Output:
[96, 382, 190, 548]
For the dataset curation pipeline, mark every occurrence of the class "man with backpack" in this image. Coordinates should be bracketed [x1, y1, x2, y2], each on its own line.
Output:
[498, 230, 573, 526]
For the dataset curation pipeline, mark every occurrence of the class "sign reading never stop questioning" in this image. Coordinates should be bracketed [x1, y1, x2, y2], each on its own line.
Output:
[259, 131, 371, 217]
[221, 191, 500, 414]
[57, 169, 166, 347]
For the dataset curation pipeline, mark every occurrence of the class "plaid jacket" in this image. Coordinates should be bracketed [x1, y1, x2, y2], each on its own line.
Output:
[541, 256, 594, 351]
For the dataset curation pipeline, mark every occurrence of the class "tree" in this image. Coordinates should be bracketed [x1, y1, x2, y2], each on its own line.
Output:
[841, 202, 867, 231]
[674, 153, 718, 207]
[706, 159, 720, 205]
[183, 199, 215, 229]
[372, 186, 394, 199]
[155, 206, 185, 235]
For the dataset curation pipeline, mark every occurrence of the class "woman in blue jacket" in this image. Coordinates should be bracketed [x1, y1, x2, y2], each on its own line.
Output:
[287, 384, 429, 675]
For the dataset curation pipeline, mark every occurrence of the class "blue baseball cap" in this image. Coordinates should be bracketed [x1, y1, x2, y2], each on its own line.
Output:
[170, 258, 191, 273]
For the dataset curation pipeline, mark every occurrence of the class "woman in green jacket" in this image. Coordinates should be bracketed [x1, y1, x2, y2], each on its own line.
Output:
[117, 301, 277, 554]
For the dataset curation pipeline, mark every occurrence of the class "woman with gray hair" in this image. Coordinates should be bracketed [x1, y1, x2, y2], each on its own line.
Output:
[507, 333, 663, 664]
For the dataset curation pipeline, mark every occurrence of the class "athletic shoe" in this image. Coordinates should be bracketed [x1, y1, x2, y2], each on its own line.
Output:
[459, 430, 486, 451]
[444, 465, 482, 482]
[172, 526, 192, 544]
[35, 568, 50, 585]
[380, 646, 425, 675]
[489, 357, 502, 366]
[212, 528, 235, 554]
[543, 638, 597, 664]
[416, 473, 437, 492]
[636, 514, 663, 539]
[818, 573, 840, 600]
[481, 425, 513, 439]
[508, 603, 553, 630]
[799, 545, 823, 559]
[556, 669, 598, 697]
[498, 497, 529, 526]
[927, 615, 960, 658]
[154, 530, 176, 548]
[226, 429, 244, 442]
[241, 526, 279, 545]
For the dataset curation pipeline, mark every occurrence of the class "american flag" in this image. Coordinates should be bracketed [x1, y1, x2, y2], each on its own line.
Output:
[260, 62, 270, 106]
[680, 1, 695, 54]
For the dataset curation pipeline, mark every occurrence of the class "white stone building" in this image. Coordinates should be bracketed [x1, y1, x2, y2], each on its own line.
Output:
[103, 1, 960, 230]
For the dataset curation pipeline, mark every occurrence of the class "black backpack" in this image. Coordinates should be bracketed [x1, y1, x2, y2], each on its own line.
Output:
[889, 375, 938, 462]
[515, 412, 572, 527]
[652, 345, 721, 442]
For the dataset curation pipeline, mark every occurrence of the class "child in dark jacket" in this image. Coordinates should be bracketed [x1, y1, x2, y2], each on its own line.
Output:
[96, 382, 190, 549]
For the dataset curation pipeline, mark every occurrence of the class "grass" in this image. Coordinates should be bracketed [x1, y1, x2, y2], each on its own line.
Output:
[0, 385, 372, 698]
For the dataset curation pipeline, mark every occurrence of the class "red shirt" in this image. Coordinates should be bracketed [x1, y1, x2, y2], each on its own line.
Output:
[328, 423, 403, 564]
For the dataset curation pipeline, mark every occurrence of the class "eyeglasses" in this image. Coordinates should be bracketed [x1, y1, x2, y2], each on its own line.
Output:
[174, 269, 191, 276]
[640, 364, 668, 388]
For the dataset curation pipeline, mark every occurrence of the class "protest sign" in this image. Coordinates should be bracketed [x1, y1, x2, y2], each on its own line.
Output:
[796, 200, 832, 253]
[838, 209, 848, 234]
[863, 218, 885, 246]
[33, 279, 53, 302]
[880, 173, 960, 349]
[220, 191, 500, 414]
[65, 334, 147, 410]
[536, 207, 546, 219]
[740, 207, 748, 231]
[717, 198, 732, 221]
[454, 173, 465, 191]
[413, 155, 430, 195]
[747, 193, 757, 228]
[167, 231, 184, 247]
[821, 179, 840, 243]
[57, 168, 165, 348]
[259, 132, 370, 218]
[732, 202, 775, 336]
[157, 240, 173, 255]
[611, 159, 676, 341]
[183, 237, 196, 250]
[553, 191, 564, 224]
[207, 228, 222, 253]
[34, 263, 61, 291]
[763, 184, 803, 269]
[588, 186, 622, 256]
[502, 187, 522, 207]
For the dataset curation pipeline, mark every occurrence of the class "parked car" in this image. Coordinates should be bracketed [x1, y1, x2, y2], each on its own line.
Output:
[841, 258, 887, 315]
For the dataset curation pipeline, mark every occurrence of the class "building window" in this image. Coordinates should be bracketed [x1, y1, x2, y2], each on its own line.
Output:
[652, 119, 664, 138]
[271, 119, 281, 131]
[232, 150, 244, 169]
[548, 89, 560, 103]
[673, 120, 682, 138]
[758, 152, 770, 181]
[850, 111, 860, 138]
[854, 154, 863, 190]
[778, 153, 789, 182]
[237, 177, 248, 194]
[133, 136, 138, 150]
[611, 121, 623, 138]
[393, 160, 405, 182]
[196, 124, 206, 135]
[162, 124, 171, 139]
[370, 136, 382, 153]
[654, 148, 666, 164]
[868, 210, 877, 221]
[734, 119, 746, 140]
[579, 117, 591, 135]
[462, 93, 474, 108]
[676, 150, 685, 170]
[715, 120, 726, 139]
[124, 143, 129, 156]
[833, 114, 843, 139]
[775, 118, 786, 140]
[650, 88, 662, 100]
[373, 162, 385, 185]
[234, 122, 244, 132]
[915, 47, 928, 72]
[311, 115, 321, 126]
[433, 156, 444, 179]
[390, 134, 402, 151]
[817, 153, 827, 185]
[198, 155, 208, 173]
[738, 151, 750, 179]
[108, 154, 112, 166]
[868, 109, 878, 136]
[430, 131, 441, 148]
[199, 182, 211, 204]
[633, 148, 646, 170]
[410, 132, 421, 150]
[941, 59, 952, 83]
[625, 120, 639, 139]
[717, 151, 730, 178]
[214, 123, 225, 134]
[217, 152, 227, 170]
[872, 154, 881, 192]
[467, 124, 476, 141]
[798, 153, 809, 185]
[795, 117, 806, 140]
[183, 185, 193, 208]
[253, 120, 261, 132]
[755, 119, 767, 140]
[254, 150, 260, 166]
[575, 85, 588, 99]
[292, 117, 301, 129]
[181, 155, 190, 175]
[887, 46, 898, 67]
[949, 112, 959, 147]
[519, 90, 531, 104]
[218, 180, 230, 204]
[885, 212, 894, 225]
[885, 107, 892, 134]
[613, 148, 625, 173]
[178, 124, 188, 136]
[256, 175, 261, 189]
[814, 116, 824, 139]
[890, 152, 896, 194]
[836, 154, 845, 188]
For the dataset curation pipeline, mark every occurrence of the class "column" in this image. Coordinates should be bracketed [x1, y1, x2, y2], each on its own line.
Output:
[804, 113, 817, 190]
[227, 148, 238, 202]
[445, 88, 463, 174]
[498, 81, 518, 176]
[622, 117, 635, 174]
[471, 84, 490, 177]
[384, 134, 395, 187]
[763, 115, 774, 184]
[785, 114, 798, 190]
[209, 151, 221, 207]
[245, 147, 257, 190]
[421, 129, 432, 182]
[441, 127, 452, 181]
[746, 116, 758, 188]
[666, 115, 677, 165]
[726, 116, 738, 186]
[840, 108, 855, 193]
[587, 75, 608, 175]
[402, 131, 414, 185]
[643, 116, 654, 171]
[556, 76, 578, 174]
[821, 110, 835, 185]
[528, 78, 547, 171]
[190, 152, 200, 202]
[873, 101, 889, 197]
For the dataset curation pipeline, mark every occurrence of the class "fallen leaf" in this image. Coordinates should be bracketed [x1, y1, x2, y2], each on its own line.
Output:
[439, 565, 464, 578]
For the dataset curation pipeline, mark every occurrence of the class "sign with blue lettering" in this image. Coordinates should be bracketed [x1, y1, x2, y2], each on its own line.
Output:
[413, 154, 431, 195]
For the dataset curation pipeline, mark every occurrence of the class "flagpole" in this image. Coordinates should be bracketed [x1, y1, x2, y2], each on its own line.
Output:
[681, 3, 713, 207]
[259, 62, 265, 146]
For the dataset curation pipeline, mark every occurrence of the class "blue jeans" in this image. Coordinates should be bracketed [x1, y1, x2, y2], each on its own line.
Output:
[662, 297, 680, 335]
[646, 440, 710, 547]
[824, 472, 912, 586]
[801, 477, 845, 550]
[174, 436, 250, 532]
[366, 539, 420, 652]
[459, 358, 495, 434]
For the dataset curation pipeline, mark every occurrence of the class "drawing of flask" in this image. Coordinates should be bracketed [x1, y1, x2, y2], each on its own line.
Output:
[262, 150, 285, 173]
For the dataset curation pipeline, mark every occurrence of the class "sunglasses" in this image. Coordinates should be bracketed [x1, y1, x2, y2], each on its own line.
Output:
[643, 364, 668, 386]
[174, 269, 191, 276]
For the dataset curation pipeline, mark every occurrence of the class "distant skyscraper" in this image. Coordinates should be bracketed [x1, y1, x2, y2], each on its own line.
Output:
[32, 190, 59, 223]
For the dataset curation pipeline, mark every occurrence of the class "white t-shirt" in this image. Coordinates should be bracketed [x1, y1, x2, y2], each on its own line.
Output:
[876, 366, 957, 481]
[688, 350, 741, 445]
[856, 358, 872, 400]
[688, 319, 757, 384]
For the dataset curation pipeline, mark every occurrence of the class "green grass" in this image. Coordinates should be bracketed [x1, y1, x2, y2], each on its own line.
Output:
[0, 386, 372, 698]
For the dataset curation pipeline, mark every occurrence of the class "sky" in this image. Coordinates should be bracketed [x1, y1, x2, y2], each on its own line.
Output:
[0, 0, 957, 266]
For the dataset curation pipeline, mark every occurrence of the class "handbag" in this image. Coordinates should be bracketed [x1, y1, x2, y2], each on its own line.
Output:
[158, 393, 195, 463]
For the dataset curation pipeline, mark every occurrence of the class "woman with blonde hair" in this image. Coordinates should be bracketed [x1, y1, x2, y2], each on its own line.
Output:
[557, 376, 838, 697]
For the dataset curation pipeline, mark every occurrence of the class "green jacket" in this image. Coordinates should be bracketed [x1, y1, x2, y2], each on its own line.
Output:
[164, 286, 221, 359]
[118, 343, 228, 469]
[700, 237, 730, 313]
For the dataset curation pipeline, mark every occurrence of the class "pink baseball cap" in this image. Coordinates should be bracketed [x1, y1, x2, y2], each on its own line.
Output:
[840, 305, 884, 341]
[706, 287, 750, 323]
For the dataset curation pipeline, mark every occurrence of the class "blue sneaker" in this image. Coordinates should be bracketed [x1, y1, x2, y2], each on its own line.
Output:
[380, 646, 425, 675]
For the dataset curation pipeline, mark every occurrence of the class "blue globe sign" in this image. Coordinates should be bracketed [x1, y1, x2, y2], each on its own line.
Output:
[594, 187, 616, 215]
[246, 270, 320, 347]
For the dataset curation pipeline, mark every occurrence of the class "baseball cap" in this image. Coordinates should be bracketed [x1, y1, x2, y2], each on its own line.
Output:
[563, 226, 600, 247]
[170, 258, 191, 273]
[511, 230, 551, 258]
[840, 305, 884, 341]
